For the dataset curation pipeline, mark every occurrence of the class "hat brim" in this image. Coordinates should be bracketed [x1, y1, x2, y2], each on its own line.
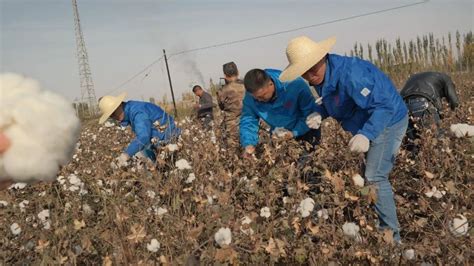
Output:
[280, 37, 336, 82]
[98, 92, 127, 124]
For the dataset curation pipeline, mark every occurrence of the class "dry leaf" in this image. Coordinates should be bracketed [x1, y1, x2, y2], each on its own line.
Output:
[325, 169, 344, 192]
[126, 224, 146, 243]
[305, 220, 320, 235]
[35, 239, 50, 252]
[292, 217, 301, 234]
[383, 229, 394, 244]
[367, 186, 378, 204]
[214, 246, 238, 262]
[159, 255, 169, 265]
[265, 238, 287, 257]
[424, 171, 435, 179]
[102, 256, 112, 266]
[74, 219, 86, 230]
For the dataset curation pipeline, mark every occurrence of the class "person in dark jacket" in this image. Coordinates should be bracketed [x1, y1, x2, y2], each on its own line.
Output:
[280, 36, 408, 243]
[192, 85, 214, 129]
[99, 92, 181, 165]
[400, 72, 459, 146]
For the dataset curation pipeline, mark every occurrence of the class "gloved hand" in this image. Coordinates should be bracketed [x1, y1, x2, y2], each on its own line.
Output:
[272, 127, 293, 140]
[116, 153, 130, 167]
[306, 112, 322, 129]
[243, 145, 255, 159]
[348, 134, 370, 153]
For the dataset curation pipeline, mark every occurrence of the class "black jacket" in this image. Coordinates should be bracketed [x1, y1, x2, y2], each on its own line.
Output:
[400, 72, 459, 110]
[197, 91, 214, 118]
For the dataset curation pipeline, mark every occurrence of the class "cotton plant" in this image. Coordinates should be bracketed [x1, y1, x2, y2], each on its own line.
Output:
[146, 239, 160, 253]
[185, 173, 196, 184]
[352, 174, 365, 187]
[448, 214, 469, 237]
[37, 209, 51, 230]
[317, 208, 329, 220]
[175, 159, 192, 170]
[0, 73, 80, 183]
[10, 223, 21, 235]
[342, 222, 362, 242]
[297, 198, 315, 218]
[260, 207, 271, 218]
[403, 249, 415, 260]
[214, 227, 232, 247]
[424, 186, 446, 199]
[240, 216, 254, 236]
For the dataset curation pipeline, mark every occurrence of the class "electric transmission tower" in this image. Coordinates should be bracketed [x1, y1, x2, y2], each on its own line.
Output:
[72, 0, 97, 116]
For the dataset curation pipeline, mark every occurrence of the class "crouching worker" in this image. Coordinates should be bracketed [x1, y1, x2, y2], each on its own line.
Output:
[280, 36, 408, 242]
[98, 93, 181, 166]
[240, 68, 321, 158]
[400, 72, 459, 152]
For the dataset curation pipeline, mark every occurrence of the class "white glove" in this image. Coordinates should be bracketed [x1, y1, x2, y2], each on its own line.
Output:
[306, 112, 322, 129]
[348, 134, 370, 153]
[116, 153, 130, 167]
[273, 127, 293, 139]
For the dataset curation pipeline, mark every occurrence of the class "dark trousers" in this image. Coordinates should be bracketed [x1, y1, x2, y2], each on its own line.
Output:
[405, 97, 441, 153]
[296, 128, 321, 152]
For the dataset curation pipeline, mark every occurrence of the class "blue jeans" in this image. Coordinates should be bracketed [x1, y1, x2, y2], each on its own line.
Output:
[365, 114, 408, 241]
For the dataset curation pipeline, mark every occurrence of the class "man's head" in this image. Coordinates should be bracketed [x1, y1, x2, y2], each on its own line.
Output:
[302, 56, 327, 86]
[244, 69, 275, 102]
[192, 85, 204, 97]
[98, 92, 127, 124]
[223, 61, 239, 82]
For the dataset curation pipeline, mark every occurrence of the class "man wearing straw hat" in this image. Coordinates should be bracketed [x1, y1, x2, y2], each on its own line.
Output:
[280, 36, 408, 243]
[98, 92, 181, 166]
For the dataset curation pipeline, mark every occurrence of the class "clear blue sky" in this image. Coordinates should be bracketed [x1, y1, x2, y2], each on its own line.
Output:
[1, 0, 473, 102]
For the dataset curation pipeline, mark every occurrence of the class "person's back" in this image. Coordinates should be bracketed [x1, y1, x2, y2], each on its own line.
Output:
[401, 72, 459, 111]
[218, 79, 245, 116]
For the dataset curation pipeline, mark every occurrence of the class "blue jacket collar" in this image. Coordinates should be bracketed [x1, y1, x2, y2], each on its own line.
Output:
[265, 68, 286, 101]
[316, 54, 343, 97]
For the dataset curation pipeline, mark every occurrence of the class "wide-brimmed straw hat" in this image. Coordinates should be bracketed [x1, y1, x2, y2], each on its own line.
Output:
[280, 36, 336, 81]
[98, 92, 127, 124]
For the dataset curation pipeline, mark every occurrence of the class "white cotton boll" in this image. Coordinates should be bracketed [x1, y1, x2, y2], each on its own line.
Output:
[450, 123, 474, 138]
[175, 159, 192, 170]
[8, 182, 27, 190]
[157, 207, 168, 216]
[104, 121, 115, 128]
[0, 200, 8, 207]
[403, 249, 415, 260]
[166, 144, 179, 152]
[342, 222, 361, 241]
[185, 173, 196, 184]
[424, 187, 446, 199]
[146, 190, 156, 199]
[37, 209, 51, 229]
[214, 227, 232, 247]
[352, 174, 365, 187]
[449, 214, 469, 237]
[260, 207, 271, 218]
[10, 223, 21, 235]
[0, 73, 80, 183]
[317, 208, 329, 220]
[297, 198, 315, 218]
[147, 239, 160, 252]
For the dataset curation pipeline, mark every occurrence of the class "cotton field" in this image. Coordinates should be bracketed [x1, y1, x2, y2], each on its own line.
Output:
[0, 75, 472, 265]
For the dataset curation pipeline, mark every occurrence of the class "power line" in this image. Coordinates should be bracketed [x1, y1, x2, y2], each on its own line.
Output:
[168, 0, 428, 57]
[109, 0, 428, 95]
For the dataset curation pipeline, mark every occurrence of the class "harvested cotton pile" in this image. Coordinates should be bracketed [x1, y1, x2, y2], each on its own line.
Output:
[0, 73, 80, 182]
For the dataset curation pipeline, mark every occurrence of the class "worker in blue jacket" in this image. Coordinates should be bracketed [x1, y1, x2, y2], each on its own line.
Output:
[240, 68, 321, 157]
[280, 36, 408, 243]
[98, 92, 181, 165]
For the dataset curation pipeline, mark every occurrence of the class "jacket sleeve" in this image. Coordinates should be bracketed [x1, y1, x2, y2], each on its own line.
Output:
[441, 73, 459, 110]
[291, 80, 322, 137]
[125, 112, 153, 156]
[199, 93, 214, 109]
[217, 90, 225, 110]
[345, 65, 396, 141]
[239, 96, 260, 147]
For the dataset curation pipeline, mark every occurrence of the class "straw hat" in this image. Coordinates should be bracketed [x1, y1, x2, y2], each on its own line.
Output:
[98, 92, 127, 124]
[280, 36, 336, 81]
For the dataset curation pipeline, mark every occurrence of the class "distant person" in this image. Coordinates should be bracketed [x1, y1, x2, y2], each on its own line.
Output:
[240, 68, 321, 158]
[98, 93, 181, 166]
[217, 62, 246, 150]
[280, 36, 408, 243]
[192, 85, 214, 129]
[400, 72, 459, 149]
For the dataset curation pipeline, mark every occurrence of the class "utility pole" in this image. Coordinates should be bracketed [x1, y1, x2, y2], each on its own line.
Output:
[163, 49, 178, 118]
[72, 0, 97, 117]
